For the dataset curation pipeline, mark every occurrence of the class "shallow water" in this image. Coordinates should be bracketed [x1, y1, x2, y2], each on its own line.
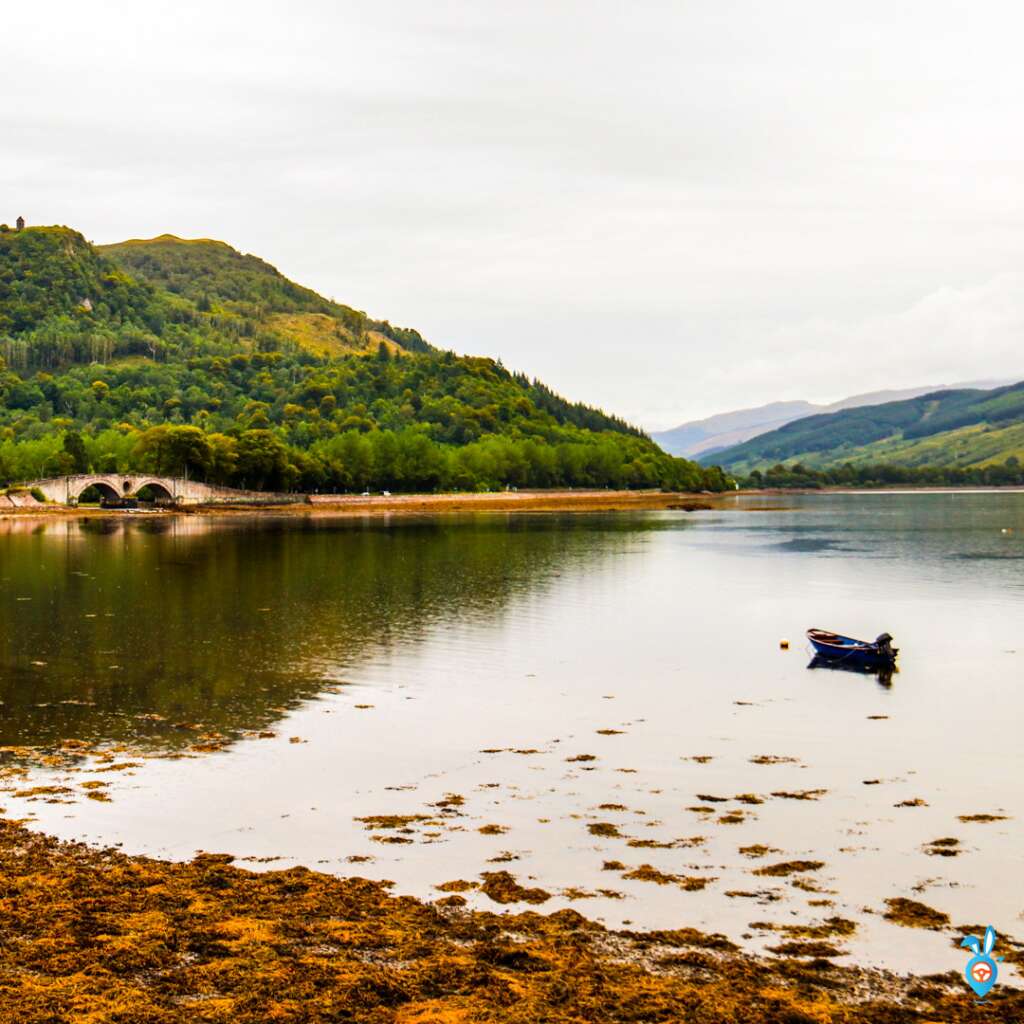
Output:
[2, 493, 1022, 979]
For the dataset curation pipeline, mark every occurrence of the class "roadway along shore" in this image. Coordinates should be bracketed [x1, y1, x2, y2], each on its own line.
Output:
[0, 488, 729, 519]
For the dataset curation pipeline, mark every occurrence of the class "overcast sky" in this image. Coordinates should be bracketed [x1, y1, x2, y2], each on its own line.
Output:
[4, 2, 1024, 428]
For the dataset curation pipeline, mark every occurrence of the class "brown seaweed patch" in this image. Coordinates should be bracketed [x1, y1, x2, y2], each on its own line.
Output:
[725, 890, 781, 902]
[434, 893, 466, 907]
[767, 940, 844, 958]
[621, 864, 712, 891]
[431, 793, 465, 810]
[435, 879, 478, 893]
[733, 793, 764, 805]
[717, 812, 747, 825]
[923, 838, 961, 857]
[957, 813, 1008, 823]
[753, 861, 824, 877]
[895, 798, 928, 808]
[596, 729, 625, 735]
[696, 793, 730, 803]
[597, 803, 628, 811]
[602, 860, 627, 871]
[477, 824, 508, 836]
[790, 877, 830, 894]
[561, 887, 597, 900]
[739, 844, 778, 859]
[764, 918, 857, 940]
[883, 898, 950, 929]
[478, 870, 550, 904]
[954, 926, 1024, 967]
[567, 753, 598, 763]
[749, 755, 799, 765]
[627, 836, 704, 850]
[616, 927, 738, 952]
[770, 790, 827, 801]
[587, 822, 623, 838]
[682, 755, 714, 763]
[13, 786, 74, 799]
[356, 814, 430, 830]
[0, 817, 1010, 1024]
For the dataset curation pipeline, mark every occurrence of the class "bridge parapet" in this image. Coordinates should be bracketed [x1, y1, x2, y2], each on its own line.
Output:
[13, 475, 306, 507]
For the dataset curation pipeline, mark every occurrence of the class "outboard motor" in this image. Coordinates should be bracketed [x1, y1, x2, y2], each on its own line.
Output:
[874, 633, 896, 661]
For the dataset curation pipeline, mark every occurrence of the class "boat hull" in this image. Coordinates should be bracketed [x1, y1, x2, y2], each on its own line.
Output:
[808, 639, 893, 667]
[806, 628, 897, 667]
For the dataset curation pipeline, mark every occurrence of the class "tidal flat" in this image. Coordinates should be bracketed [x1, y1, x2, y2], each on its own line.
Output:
[1, 816, 1021, 1023]
[1, 492, 1023, 1016]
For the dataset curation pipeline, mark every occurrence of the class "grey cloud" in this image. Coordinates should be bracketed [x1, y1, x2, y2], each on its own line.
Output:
[3, 1, 1024, 426]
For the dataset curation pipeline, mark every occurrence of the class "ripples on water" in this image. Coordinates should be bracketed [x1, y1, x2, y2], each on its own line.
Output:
[1, 493, 1022, 978]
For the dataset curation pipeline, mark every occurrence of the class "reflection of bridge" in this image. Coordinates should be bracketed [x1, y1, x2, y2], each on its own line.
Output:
[18, 475, 303, 507]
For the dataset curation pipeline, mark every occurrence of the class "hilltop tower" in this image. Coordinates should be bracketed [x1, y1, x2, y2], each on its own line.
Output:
[15, 215, 24, 231]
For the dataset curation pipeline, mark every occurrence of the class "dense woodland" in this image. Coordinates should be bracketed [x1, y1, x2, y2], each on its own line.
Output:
[744, 460, 1024, 489]
[0, 225, 729, 493]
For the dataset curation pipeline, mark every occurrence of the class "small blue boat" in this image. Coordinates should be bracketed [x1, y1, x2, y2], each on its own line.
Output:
[806, 628, 897, 667]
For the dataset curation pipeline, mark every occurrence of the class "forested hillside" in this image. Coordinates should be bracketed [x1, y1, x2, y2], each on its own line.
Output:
[0, 223, 728, 493]
[712, 381, 1024, 475]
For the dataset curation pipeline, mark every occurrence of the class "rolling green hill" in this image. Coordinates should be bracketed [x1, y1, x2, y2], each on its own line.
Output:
[712, 381, 1024, 475]
[101, 235, 430, 356]
[0, 223, 727, 493]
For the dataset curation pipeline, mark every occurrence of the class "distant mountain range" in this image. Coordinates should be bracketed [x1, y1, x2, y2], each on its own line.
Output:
[652, 379, 1017, 459]
[706, 379, 1024, 473]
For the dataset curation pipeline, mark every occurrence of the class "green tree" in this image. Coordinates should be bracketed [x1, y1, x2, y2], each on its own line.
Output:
[62, 430, 90, 473]
[132, 425, 213, 479]
[235, 430, 291, 491]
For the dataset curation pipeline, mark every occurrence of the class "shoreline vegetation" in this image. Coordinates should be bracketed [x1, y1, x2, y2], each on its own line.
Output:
[0, 818, 1018, 1023]
[6, 483, 1024, 522]
[738, 461, 1024, 489]
[0, 488, 720, 519]
[4, 483, 1023, 521]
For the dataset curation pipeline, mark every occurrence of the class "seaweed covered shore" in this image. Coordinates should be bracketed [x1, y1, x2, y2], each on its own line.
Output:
[0, 820, 1017, 1023]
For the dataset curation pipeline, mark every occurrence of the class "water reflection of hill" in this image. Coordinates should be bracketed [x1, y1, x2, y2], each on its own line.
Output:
[0, 514, 664, 751]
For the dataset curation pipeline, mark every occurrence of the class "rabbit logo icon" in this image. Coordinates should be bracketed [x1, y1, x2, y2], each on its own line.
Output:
[961, 926, 1001, 1000]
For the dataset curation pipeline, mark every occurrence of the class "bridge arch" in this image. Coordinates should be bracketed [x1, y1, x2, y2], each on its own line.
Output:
[132, 479, 176, 502]
[70, 477, 123, 504]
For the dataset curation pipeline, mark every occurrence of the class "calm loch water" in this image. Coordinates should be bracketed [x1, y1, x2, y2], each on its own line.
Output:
[2, 493, 1022, 978]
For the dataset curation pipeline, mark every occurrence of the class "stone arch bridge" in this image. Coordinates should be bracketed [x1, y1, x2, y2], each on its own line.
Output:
[17, 475, 303, 507]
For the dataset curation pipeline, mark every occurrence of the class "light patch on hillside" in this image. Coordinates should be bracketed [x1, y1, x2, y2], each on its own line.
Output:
[265, 314, 402, 358]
